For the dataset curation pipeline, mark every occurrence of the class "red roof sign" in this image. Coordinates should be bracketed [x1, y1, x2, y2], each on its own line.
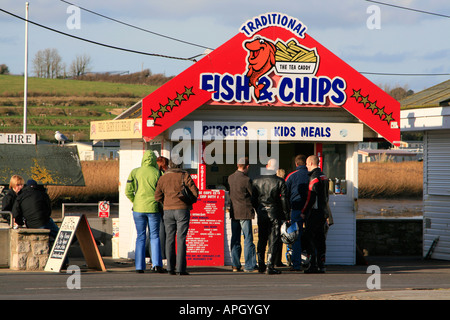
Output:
[142, 12, 400, 145]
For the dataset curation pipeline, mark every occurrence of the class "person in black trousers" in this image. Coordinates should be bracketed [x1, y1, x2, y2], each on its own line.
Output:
[301, 155, 330, 273]
[252, 159, 290, 274]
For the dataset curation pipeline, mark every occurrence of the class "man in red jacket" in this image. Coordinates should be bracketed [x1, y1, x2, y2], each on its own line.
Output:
[301, 155, 330, 273]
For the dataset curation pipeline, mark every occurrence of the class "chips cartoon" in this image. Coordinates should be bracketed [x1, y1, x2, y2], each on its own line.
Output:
[275, 39, 319, 75]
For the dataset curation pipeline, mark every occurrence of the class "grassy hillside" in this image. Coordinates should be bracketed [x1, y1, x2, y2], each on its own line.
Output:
[0, 75, 157, 141]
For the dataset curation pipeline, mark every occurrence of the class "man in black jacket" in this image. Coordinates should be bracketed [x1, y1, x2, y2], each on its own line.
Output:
[12, 179, 59, 239]
[252, 159, 290, 274]
[301, 155, 330, 273]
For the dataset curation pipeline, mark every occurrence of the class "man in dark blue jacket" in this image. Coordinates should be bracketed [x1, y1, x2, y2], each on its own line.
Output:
[285, 154, 309, 271]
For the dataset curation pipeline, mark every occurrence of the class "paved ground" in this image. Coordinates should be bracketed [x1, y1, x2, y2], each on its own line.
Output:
[1, 255, 449, 301]
[1, 255, 448, 319]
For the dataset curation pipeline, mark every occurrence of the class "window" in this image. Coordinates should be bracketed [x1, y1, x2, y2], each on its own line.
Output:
[322, 144, 346, 194]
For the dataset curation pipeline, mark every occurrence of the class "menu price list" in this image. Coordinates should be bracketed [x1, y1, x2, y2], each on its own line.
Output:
[186, 190, 225, 266]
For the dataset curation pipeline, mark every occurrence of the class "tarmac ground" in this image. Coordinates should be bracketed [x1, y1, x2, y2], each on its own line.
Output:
[1, 255, 449, 301]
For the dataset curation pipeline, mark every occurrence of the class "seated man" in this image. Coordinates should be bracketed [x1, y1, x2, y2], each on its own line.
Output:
[12, 179, 59, 239]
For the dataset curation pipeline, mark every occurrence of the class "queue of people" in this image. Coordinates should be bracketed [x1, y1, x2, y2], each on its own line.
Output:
[229, 154, 331, 274]
[125, 151, 330, 275]
[2, 151, 330, 276]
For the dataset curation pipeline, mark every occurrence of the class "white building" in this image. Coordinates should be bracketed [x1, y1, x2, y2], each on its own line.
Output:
[66, 141, 120, 161]
[358, 148, 419, 163]
[90, 13, 401, 266]
[401, 79, 450, 260]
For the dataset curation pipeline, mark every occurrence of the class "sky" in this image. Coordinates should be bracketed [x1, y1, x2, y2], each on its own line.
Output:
[0, 0, 449, 93]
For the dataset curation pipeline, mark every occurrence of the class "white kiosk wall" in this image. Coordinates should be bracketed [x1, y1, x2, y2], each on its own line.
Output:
[118, 139, 146, 259]
[117, 133, 359, 265]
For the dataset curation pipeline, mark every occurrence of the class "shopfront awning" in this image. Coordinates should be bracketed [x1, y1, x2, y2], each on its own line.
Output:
[141, 12, 400, 145]
[0, 145, 85, 186]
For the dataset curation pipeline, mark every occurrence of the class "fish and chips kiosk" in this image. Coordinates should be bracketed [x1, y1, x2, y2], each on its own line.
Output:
[91, 12, 400, 266]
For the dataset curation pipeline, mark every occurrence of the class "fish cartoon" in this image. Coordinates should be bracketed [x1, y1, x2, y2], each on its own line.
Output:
[244, 37, 277, 100]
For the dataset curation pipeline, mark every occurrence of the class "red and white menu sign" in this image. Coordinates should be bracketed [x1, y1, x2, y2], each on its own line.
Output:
[186, 190, 225, 266]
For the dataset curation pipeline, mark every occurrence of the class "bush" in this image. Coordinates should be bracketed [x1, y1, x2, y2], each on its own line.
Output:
[74, 69, 174, 86]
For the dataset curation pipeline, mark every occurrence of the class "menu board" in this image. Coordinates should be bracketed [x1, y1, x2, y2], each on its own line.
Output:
[50, 230, 73, 259]
[45, 214, 106, 272]
[45, 216, 80, 272]
[186, 190, 225, 266]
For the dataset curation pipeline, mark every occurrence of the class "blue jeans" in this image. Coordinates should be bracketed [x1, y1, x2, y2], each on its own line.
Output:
[39, 218, 60, 239]
[133, 211, 162, 271]
[230, 219, 257, 271]
[290, 210, 304, 269]
[40, 218, 68, 265]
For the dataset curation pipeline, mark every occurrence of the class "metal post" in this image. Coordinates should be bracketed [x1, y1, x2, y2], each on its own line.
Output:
[23, 2, 29, 133]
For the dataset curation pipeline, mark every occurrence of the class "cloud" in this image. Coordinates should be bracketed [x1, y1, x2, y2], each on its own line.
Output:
[344, 51, 409, 64]
[1, 0, 448, 91]
[420, 48, 450, 61]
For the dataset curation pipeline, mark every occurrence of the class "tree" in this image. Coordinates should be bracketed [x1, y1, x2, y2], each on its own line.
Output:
[69, 54, 92, 77]
[380, 84, 414, 101]
[389, 87, 414, 101]
[32, 48, 65, 78]
[0, 64, 10, 74]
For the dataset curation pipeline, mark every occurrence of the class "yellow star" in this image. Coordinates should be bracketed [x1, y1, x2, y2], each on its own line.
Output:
[367, 101, 378, 112]
[150, 110, 160, 119]
[376, 106, 386, 119]
[167, 98, 177, 110]
[159, 103, 168, 116]
[351, 89, 362, 102]
[360, 95, 369, 107]
[384, 112, 394, 124]
[184, 86, 195, 99]
[175, 92, 186, 103]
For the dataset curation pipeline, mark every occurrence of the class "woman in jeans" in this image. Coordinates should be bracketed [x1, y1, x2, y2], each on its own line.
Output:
[155, 162, 198, 275]
[125, 150, 164, 273]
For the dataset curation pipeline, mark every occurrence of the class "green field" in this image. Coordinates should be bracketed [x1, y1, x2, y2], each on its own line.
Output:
[0, 75, 157, 97]
[0, 75, 157, 141]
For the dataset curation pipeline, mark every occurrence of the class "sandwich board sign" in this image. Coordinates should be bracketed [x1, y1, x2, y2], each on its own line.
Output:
[45, 214, 106, 272]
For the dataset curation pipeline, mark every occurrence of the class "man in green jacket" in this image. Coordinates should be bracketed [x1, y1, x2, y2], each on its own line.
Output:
[125, 150, 164, 273]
